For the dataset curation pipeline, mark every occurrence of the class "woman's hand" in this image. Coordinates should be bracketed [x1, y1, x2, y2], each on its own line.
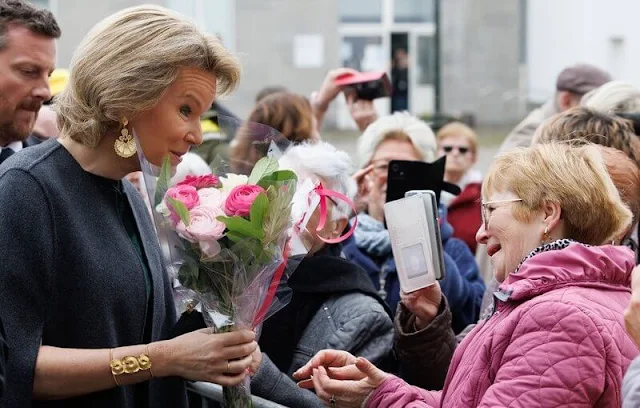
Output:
[313, 68, 360, 112]
[353, 165, 373, 214]
[293, 349, 357, 382]
[625, 265, 640, 348]
[347, 94, 378, 132]
[300, 357, 390, 408]
[401, 283, 442, 330]
[153, 328, 257, 386]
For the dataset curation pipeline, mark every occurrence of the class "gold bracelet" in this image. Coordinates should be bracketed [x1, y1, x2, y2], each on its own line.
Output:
[146, 345, 154, 378]
[110, 348, 152, 383]
[109, 348, 120, 387]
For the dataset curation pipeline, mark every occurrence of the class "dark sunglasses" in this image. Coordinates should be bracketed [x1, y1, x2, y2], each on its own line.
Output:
[442, 145, 470, 154]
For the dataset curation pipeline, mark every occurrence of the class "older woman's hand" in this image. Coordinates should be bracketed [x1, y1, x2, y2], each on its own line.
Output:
[154, 328, 257, 386]
[401, 283, 442, 330]
[624, 265, 640, 348]
[293, 349, 358, 382]
[299, 357, 390, 408]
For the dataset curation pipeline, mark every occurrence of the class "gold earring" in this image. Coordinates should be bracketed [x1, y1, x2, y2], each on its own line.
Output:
[542, 226, 550, 243]
[114, 118, 137, 158]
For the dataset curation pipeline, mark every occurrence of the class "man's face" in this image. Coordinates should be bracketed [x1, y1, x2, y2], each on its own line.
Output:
[0, 24, 56, 146]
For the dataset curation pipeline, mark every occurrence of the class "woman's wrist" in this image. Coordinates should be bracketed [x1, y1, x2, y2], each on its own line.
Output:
[146, 340, 174, 378]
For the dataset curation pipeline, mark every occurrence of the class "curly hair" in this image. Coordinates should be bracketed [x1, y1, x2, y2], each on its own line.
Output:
[534, 106, 640, 168]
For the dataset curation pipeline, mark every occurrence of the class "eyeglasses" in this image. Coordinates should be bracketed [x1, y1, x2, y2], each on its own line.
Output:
[442, 145, 471, 155]
[481, 198, 523, 230]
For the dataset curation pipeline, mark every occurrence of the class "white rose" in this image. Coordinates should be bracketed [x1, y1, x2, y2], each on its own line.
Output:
[219, 174, 249, 193]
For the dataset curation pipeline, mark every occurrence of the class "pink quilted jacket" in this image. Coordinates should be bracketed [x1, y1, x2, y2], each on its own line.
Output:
[367, 244, 639, 407]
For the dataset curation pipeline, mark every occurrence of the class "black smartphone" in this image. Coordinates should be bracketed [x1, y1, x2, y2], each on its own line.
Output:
[385, 157, 460, 205]
[335, 71, 392, 101]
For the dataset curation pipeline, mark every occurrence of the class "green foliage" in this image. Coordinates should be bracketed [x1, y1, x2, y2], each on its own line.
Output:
[166, 197, 190, 226]
[257, 170, 297, 190]
[217, 215, 263, 240]
[249, 193, 268, 230]
[248, 156, 279, 185]
[154, 156, 172, 207]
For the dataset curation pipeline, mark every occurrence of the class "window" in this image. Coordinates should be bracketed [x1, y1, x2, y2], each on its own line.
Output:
[165, 0, 235, 49]
[339, 0, 383, 23]
[394, 0, 435, 23]
[416, 35, 436, 85]
[341, 36, 384, 72]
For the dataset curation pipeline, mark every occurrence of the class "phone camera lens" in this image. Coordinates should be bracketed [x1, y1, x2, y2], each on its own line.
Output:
[391, 163, 399, 172]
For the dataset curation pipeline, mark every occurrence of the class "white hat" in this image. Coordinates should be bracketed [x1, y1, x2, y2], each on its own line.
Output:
[356, 112, 437, 168]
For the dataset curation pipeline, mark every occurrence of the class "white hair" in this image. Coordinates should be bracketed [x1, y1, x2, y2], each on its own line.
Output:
[279, 142, 357, 220]
[356, 112, 437, 168]
[582, 80, 640, 114]
[170, 152, 212, 186]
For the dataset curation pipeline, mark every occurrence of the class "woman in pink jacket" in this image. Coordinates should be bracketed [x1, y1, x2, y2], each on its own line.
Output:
[294, 142, 639, 407]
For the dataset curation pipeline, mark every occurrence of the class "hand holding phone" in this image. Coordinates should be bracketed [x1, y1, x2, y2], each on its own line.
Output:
[334, 71, 392, 101]
[384, 191, 445, 293]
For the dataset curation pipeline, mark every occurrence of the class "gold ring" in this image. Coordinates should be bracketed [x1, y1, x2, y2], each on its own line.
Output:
[227, 361, 231, 373]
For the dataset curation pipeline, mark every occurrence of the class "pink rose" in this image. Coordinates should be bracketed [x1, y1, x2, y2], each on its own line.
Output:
[198, 187, 228, 209]
[177, 174, 220, 190]
[224, 185, 265, 217]
[175, 205, 226, 258]
[165, 185, 200, 224]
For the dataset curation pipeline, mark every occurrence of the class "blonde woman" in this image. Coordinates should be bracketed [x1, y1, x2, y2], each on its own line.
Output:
[0, 6, 258, 407]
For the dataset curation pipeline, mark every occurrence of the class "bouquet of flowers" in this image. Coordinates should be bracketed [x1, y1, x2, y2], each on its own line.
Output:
[136, 118, 308, 407]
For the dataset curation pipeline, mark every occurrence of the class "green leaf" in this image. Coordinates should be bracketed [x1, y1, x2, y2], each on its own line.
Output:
[248, 156, 279, 185]
[249, 193, 268, 228]
[217, 215, 263, 241]
[167, 196, 191, 225]
[154, 156, 172, 207]
[257, 170, 298, 189]
[226, 231, 246, 243]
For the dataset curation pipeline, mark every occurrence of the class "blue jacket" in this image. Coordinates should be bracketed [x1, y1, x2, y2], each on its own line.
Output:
[342, 209, 485, 333]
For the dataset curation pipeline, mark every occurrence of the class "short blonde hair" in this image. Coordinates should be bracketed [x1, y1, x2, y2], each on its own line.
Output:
[483, 143, 632, 245]
[55, 5, 241, 147]
[436, 122, 478, 154]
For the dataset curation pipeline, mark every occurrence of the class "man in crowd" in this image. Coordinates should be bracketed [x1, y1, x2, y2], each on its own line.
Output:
[0, 0, 60, 166]
[499, 63, 611, 152]
[0, 0, 60, 399]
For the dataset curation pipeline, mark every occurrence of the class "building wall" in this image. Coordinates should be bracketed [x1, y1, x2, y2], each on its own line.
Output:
[527, 0, 640, 103]
[224, 0, 340, 122]
[440, 0, 523, 124]
[54, 0, 163, 68]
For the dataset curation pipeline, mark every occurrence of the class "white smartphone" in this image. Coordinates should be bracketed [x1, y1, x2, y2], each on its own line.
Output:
[384, 190, 446, 293]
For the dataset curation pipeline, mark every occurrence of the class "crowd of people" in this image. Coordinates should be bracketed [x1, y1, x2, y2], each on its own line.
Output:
[1, 1, 640, 407]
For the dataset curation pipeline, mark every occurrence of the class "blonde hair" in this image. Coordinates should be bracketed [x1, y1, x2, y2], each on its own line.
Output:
[55, 5, 241, 147]
[436, 121, 478, 154]
[483, 143, 632, 245]
[582, 80, 640, 114]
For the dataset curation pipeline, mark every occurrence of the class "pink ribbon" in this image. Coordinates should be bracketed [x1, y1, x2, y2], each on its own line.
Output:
[313, 183, 358, 244]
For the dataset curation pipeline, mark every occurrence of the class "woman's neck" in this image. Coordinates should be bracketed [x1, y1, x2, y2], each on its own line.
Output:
[444, 170, 464, 185]
[57, 133, 139, 180]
